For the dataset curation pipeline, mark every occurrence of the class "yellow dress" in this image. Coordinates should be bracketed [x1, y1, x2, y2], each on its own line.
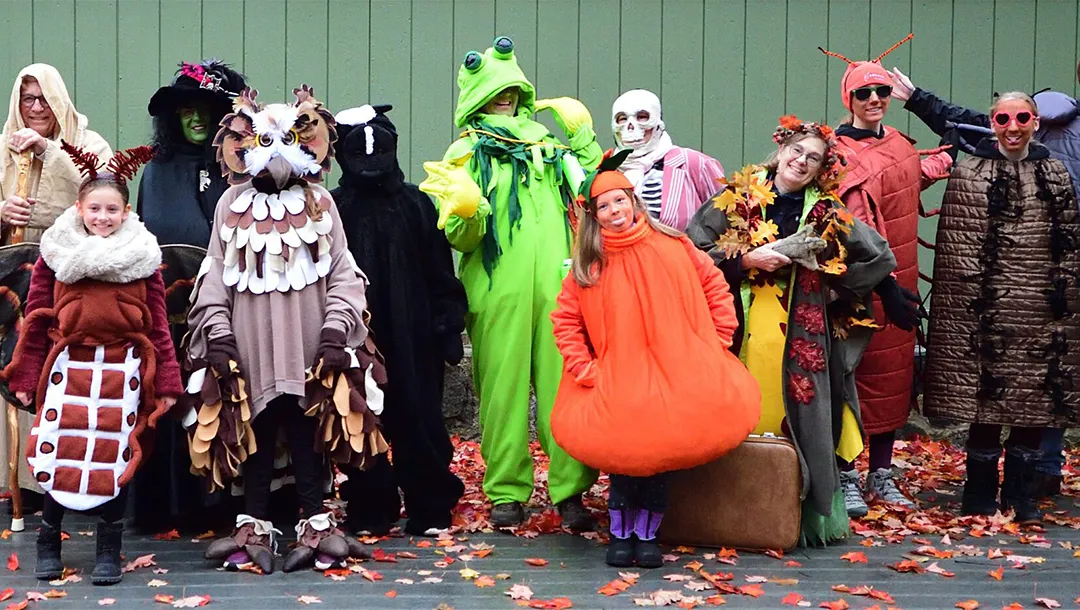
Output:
[742, 268, 864, 547]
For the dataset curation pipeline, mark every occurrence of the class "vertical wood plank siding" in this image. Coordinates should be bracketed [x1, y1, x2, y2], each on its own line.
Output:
[1, 0, 1077, 280]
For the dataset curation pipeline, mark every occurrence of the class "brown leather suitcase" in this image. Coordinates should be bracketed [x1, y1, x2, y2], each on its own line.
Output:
[657, 434, 802, 551]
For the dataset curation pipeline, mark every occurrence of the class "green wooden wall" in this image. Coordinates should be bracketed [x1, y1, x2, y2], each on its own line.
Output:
[1, 0, 1078, 281]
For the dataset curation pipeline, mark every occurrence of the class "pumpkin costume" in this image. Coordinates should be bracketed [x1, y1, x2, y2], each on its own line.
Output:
[2, 144, 182, 585]
[550, 155, 760, 567]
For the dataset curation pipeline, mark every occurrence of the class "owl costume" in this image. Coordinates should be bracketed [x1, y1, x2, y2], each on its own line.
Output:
[419, 37, 599, 527]
[185, 86, 381, 574]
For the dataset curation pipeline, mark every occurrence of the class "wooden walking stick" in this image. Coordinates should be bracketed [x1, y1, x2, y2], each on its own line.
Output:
[7, 150, 32, 532]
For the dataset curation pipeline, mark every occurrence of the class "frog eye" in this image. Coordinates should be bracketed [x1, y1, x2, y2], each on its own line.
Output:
[463, 51, 483, 72]
[282, 129, 297, 146]
[493, 36, 514, 59]
[257, 133, 274, 147]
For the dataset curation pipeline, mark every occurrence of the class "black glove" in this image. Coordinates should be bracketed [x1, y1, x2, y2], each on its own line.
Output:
[313, 328, 352, 374]
[440, 331, 465, 365]
[874, 276, 920, 331]
[205, 335, 241, 377]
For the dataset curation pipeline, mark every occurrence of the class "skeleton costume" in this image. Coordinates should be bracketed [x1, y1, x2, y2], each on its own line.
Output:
[611, 90, 725, 232]
[186, 86, 382, 574]
[2, 143, 182, 585]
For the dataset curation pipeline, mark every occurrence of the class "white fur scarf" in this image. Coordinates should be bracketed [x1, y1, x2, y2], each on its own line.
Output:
[40, 206, 162, 284]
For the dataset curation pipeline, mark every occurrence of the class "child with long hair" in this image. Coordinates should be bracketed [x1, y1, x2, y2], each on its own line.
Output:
[3, 143, 182, 585]
[549, 152, 761, 568]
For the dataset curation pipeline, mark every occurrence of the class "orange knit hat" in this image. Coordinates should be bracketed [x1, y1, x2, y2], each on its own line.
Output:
[588, 169, 634, 199]
[820, 34, 913, 111]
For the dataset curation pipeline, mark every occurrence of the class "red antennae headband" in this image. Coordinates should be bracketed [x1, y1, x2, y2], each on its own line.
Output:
[61, 141, 155, 186]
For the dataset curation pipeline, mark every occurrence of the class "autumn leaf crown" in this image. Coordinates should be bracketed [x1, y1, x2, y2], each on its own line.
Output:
[772, 115, 847, 190]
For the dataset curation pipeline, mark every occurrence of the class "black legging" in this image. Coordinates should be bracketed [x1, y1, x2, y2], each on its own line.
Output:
[967, 424, 1042, 452]
[43, 487, 128, 526]
[608, 473, 669, 513]
[243, 395, 324, 520]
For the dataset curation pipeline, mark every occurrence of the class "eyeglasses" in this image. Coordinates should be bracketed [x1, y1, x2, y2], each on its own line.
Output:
[852, 85, 893, 101]
[788, 143, 824, 168]
[992, 110, 1035, 127]
[19, 94, 49, 109]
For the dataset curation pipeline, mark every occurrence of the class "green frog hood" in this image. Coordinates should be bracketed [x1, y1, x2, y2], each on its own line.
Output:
[454, 36, 537, 128]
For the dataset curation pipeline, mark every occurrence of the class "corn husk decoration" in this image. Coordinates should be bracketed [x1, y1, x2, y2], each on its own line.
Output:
[184, 357, 256, 492]
[304, 335, 389, 469]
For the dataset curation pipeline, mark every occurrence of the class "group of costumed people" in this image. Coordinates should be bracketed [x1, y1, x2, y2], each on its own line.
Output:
[0, 29, 1076, 583]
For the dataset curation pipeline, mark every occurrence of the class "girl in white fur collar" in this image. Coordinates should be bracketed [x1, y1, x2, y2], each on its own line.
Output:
[3, 145, 183, 586]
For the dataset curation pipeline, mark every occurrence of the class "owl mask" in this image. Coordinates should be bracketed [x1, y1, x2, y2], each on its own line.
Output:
[214, 84, 337, 189]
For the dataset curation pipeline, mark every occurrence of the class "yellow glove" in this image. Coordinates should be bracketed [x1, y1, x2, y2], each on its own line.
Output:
[535, 97, 593, 137]
[419, 152, 482, 229]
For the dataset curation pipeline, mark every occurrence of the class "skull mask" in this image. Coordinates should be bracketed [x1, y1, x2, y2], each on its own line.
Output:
[612, 89, 664, 152]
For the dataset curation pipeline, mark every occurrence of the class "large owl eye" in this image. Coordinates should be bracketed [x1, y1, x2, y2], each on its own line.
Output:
[282, 130, 298, 146]
[257, 133, 274, 147]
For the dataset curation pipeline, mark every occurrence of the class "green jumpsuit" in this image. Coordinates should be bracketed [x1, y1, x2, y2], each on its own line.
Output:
[434, 40, 601, 506]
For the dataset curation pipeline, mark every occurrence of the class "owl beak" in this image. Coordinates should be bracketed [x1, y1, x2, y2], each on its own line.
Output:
[267, 156, 293, 189]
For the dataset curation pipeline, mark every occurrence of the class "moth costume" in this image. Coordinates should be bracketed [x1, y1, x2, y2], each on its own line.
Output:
[610, 89, 726, 232]
[185, 86, 384, 574]
[1, 144, 182, 584]
[419, 36, 600, 528]
[330, 105, 467, 536]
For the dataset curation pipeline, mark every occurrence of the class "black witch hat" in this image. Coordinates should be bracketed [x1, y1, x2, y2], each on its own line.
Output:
[148, 59, 246, 117]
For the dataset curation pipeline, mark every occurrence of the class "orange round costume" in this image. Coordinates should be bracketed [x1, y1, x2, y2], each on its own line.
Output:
[550, 214, 761, 477]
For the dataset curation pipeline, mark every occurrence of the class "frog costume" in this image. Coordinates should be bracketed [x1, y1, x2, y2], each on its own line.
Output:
[420, 37, 600, 521]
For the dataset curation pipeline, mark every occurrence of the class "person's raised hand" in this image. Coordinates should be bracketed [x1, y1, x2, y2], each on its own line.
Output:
[419, 153, 482, 229]
[7, 128, 47, 156]
[535, 97, 593, 137]
[889, 68, 915, 102]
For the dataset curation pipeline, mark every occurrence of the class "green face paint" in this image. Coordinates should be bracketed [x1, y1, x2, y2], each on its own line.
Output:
[179, 105, 210, 144]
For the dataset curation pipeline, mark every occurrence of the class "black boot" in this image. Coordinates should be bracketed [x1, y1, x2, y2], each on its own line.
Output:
[91, 521, 124, 585]
[961, 448, 1000, 516]
[1001, 446, 1042, 524]
[34, 520, 63, 581]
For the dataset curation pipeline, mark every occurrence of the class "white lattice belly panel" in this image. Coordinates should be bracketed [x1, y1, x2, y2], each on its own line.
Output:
[27, 344, 142, 511]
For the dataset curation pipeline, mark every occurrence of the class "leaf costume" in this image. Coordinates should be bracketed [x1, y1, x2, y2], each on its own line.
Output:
[688, 165, 896, 546]
[424, 37, 600, 506]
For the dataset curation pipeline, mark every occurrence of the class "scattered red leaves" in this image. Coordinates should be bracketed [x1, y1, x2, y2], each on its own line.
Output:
[839, 551, 867, 563]
[782, 592, 805, 606]
[385, 591, 397, 598]
[153, 595, 174, 604]
[598, 579, 632, 596]
[5, 554, 16, 571]
[5, 600, 27, 610]
[819, 600, 849, 610]
[152, 529, 180, 541]
[989, 566, 1004, 581]
[955, 601, 979, 610]
[0, 590, 10, 602]
[474, 576, 496, 588]
[371, 548, 397, 563]
[888, 560, 924, 574]
[736, 584, 764, 598]
[524, 558, 548, 567]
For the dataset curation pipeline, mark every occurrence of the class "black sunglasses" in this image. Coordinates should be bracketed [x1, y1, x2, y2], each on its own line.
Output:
[852, 85, 893, 101]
